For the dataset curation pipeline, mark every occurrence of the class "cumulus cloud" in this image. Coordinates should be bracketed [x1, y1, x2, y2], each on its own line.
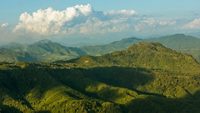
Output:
[183, 18, 200, 29]
[14, 4, 93, 35]
[14, 4, 138, 35]
[14, 4, 178, 37]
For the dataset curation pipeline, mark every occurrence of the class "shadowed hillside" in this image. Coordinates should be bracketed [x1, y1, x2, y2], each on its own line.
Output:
[0, 63, 200, 113]
[0, 65, 153, 113]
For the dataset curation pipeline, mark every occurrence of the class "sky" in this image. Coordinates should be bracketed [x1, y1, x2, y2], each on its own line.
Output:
[0, 0, 200, 45]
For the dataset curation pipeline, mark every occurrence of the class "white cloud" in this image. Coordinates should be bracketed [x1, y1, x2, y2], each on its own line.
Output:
[106, 9, 137, 16]
[183, 18, 200, 29]
[14, 4, 138, 35]
[73, 18, 130, 34]
[1, 23, 9, 28]
[14, 4, 178, 37]
[14, 4, 93, 35]
[134, 18, 176, 32]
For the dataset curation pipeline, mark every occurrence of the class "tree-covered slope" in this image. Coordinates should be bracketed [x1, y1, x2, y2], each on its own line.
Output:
[0, 63, 123, 113]
[70, 42, 200, 73]
[0, 61, 200, 112]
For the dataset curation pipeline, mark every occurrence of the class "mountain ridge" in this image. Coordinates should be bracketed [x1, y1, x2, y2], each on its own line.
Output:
[1, 34, 200, 63]
[80, 34, 200, 62]
[69, 42, 200, 74]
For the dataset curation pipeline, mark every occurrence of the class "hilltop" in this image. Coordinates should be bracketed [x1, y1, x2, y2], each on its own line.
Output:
[70, 42, 200, 73]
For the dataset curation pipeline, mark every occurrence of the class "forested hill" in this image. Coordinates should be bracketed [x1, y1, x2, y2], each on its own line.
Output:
[69, 42, 200, 74]
[80, 34, 200, 62]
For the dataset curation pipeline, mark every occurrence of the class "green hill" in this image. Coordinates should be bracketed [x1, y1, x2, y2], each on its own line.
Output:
[71, 42, 200, 73]
[0, 40, 86, 63]
[81, 34, 200, 62]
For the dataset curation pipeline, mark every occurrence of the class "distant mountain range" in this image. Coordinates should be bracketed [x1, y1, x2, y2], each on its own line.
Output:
[1, 34, 200, 63]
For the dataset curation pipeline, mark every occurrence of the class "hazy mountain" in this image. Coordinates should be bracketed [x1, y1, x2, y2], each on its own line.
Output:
[81, 37, 141, 56]
[147, 34, 200, 49]
[146, 34, 200, 62]
[0, 40, 86, 63]
[0, 43, 200, 113]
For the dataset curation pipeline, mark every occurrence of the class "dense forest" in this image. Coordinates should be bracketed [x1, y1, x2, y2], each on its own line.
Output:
[0, 42, 200, 113]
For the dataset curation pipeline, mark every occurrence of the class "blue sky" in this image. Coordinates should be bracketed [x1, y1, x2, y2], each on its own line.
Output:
[1, 0, 200, 23]
[0, 0, 200, 45]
